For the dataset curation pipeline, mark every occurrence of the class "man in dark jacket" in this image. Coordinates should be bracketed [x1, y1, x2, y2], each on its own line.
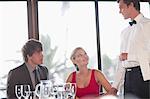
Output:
[7, 39, 49, 99]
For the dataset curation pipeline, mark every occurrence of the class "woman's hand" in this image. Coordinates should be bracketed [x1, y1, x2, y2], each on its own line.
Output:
[106, 87, 118, 96]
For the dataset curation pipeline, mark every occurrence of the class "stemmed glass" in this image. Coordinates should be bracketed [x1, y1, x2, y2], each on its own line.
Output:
[71, 83, 76, 99]
[34, 80, 52, 99]
[50, 85, 58, 99]
[65, 83, 76, 99]
[57, 84, 65, 99]
[22, 85, 31, 99]
[15, 85, 22, 99]
[15, 84, 31, 99]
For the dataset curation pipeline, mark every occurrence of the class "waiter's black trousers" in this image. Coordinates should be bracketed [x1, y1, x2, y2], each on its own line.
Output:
[124, 66, 150, 99]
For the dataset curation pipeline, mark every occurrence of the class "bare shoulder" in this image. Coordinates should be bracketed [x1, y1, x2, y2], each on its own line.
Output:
[93, 69, 103, 76]
[92, 69, 105, 84]
[66, 72, 74, 82]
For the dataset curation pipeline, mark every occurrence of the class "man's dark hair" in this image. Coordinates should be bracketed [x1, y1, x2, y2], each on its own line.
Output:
[117, 0, 140, 12]
[22, 39, 43, 62]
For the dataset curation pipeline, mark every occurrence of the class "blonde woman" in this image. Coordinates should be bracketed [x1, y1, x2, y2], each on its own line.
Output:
[66, 47, 111, 99]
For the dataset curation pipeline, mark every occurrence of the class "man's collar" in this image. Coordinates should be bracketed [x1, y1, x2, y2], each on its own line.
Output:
[25, 62, 38, 72]
[133, 13, 143, 23]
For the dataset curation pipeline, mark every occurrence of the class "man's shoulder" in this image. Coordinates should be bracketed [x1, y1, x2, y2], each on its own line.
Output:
[8, 63, 26, 77]
[141, 16, 150, 24]
[38, 65, 47, 69]
[139, 17, 150, 30]
[38, 65, 49, 79]
[10, 63, 26, 72]
[38, 65, 48, 72]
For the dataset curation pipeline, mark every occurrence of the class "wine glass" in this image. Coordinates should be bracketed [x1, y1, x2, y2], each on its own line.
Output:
[57, 84, 65, 99]
[71, 83, 76, 99]
[50, 84, 58, 99]
[15, 85, 22, 99]
[34, 80, 52, 99]
[22, 85, 31, 99]
[65, 83, 76, 99]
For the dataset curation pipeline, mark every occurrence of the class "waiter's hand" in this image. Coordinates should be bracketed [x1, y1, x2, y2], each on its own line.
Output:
[119, 53, 128, 61]
[107, 87, 118, 96]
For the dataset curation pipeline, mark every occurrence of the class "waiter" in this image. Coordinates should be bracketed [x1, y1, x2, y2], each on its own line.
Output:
[108, 0, 150, 99]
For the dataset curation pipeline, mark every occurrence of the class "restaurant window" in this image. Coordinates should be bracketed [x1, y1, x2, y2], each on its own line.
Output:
[38, 1, 98, 83]
[0, 2, 27, 98]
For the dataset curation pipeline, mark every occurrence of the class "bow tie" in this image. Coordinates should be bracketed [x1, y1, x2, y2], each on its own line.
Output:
[129, 20, 137, 26]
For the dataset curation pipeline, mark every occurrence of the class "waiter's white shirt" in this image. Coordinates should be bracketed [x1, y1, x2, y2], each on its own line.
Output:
[112, 13, 150, 89]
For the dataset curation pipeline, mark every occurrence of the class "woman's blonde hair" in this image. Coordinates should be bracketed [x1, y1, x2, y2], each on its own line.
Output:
[70, 47, 84, 61]
[70, 47, 84, 71]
